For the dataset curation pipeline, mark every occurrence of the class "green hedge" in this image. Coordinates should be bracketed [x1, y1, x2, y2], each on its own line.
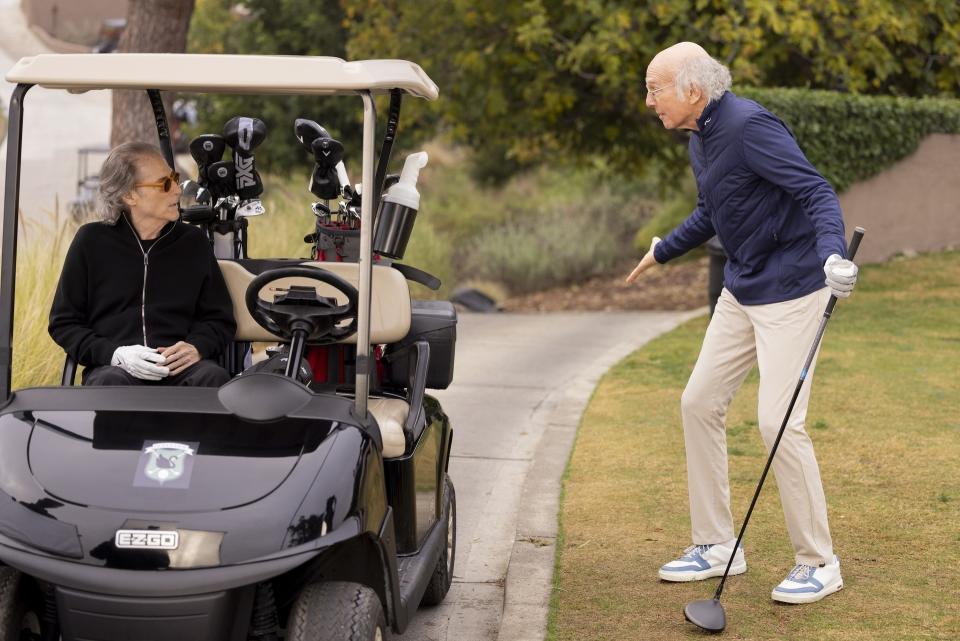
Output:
[740, 87, 960, 192]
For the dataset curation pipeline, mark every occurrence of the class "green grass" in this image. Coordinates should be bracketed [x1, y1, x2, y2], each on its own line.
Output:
[549, 251, 960, 641]
[12, 211, 76, 389]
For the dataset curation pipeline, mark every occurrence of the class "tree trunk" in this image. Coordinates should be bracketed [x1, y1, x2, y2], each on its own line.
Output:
[110, 0, 195, 148]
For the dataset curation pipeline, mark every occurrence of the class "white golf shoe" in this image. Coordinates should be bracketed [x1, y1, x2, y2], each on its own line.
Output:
[771, 555, 843, 604]
[659, 542, 746, 582]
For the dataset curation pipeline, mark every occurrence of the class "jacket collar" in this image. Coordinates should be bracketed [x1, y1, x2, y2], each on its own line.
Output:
[695, 91, 730, 134]
[119, 213, 178, 246]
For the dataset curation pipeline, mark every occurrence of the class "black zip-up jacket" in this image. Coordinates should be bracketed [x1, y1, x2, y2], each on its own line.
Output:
[49, 216, 236, 367]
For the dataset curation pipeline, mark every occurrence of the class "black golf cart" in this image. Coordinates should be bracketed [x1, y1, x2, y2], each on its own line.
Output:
[0, 54, 456, 641]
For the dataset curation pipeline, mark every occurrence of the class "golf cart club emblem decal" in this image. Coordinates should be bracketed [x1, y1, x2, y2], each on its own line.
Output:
[134, 441, 199, 489]
[115, 529, 179, 550]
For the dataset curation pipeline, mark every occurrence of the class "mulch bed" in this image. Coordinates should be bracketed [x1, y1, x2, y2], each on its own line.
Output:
[502, 256, 711, 312]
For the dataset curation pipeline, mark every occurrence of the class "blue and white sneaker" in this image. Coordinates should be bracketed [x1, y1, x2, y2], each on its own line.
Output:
[771, 555, 843, 604]
[658, 542, 746, 582]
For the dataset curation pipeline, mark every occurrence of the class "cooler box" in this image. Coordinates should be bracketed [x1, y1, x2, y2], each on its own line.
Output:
[384, 300, 456, 390]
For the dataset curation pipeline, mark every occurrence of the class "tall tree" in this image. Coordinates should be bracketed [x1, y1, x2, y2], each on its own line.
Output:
[344, 0, 960, 182]
[110, 0, 196, 147]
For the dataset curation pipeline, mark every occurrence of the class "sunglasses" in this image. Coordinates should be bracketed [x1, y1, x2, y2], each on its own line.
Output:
[135, 171, 181, 192]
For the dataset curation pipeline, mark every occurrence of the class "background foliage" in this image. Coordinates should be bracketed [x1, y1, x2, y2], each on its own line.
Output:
[188, 0, 363, 172]
[344, 0, 960, 181]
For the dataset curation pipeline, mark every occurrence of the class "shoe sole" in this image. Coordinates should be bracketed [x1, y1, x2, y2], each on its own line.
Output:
[771, 579, 843, 604]
[659, 560, 747, 582]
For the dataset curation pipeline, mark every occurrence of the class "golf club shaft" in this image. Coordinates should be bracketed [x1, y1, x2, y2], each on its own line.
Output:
[713, 226, 865, 600]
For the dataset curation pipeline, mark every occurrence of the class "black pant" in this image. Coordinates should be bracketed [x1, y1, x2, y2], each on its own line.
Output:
[83, 359, 230, 387]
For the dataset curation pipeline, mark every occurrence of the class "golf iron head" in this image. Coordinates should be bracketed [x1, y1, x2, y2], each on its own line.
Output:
[684, 598, 726, 633]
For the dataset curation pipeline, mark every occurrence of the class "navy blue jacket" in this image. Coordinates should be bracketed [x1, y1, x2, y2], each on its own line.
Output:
[653, 91, 847, 305]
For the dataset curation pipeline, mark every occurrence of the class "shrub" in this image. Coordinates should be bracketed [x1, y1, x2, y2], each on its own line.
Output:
[464, 195, 654, 294]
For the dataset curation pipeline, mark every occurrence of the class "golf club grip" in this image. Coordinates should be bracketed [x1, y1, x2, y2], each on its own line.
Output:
[847, 227, 865, 260]
[825, 227, 866, 316]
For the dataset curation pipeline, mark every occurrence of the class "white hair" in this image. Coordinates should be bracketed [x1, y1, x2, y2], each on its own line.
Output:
[674, 55, 731, 102]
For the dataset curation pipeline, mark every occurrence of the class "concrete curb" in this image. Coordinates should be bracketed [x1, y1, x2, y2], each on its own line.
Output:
[496, 308, 707, 641]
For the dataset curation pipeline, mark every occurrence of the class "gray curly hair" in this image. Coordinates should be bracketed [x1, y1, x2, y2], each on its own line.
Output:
[96, 141, 165, 224]
[674, 55, 732, 103]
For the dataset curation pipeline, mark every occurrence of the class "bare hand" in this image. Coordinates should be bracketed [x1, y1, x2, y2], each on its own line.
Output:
[625, 236, 662, 284]
[157, 341, 200, 376]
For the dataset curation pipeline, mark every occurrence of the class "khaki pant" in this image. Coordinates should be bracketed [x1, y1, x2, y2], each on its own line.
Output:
[681, 287, 834, 566]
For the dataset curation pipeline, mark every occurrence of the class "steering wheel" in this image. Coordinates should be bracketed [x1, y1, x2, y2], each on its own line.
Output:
[245, 266, 359, 344]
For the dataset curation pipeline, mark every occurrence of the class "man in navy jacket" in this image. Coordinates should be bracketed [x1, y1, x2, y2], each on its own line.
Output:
[626, 42, 858, 604]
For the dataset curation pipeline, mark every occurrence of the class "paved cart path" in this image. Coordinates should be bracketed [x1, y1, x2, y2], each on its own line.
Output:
[394, 310, 704, 641]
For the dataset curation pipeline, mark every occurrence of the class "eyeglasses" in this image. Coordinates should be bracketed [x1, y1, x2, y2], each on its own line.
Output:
[135, 171, 181, 192]
[645, 82, 675, 100]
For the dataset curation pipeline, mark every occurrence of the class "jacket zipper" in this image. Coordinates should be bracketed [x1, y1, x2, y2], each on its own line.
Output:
[122, 216, 175, 346]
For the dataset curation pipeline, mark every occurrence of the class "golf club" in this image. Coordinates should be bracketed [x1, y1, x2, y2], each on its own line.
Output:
[684, 226, 865, 633]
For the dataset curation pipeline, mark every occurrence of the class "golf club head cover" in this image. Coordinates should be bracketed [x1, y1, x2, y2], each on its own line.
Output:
[188, 134, 226, 187]
[206, 160, 236, 200]
[223, 116, 266, 200]
[309, 137, 345, 200]
[294, 118, 331, 153]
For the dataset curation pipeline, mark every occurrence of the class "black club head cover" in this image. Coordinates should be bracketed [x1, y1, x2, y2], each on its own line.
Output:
[294, 118, 330, 153]
[206, 160, 236, 200]
[223, 116, 267, 200]
[188, 134, 225, 187]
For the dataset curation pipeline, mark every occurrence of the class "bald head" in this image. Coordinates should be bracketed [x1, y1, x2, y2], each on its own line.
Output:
[648, 42, 710, 77]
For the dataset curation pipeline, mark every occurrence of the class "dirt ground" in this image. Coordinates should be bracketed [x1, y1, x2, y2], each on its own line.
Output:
[502, 256, 711, 312]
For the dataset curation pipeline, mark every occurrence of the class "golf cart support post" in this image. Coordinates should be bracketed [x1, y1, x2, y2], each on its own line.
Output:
[1, 54, 439, 420]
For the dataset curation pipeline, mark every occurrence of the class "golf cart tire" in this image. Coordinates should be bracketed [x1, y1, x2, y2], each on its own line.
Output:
[0, 567, 41, 641]
[287, 581, 385, 641]
[420, 475, 456, 606]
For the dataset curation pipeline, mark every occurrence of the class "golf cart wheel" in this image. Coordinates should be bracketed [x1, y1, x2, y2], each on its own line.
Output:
[0, 567, 43, 641]
[287, 581, 385, 641]
[420, 474, 456, 606]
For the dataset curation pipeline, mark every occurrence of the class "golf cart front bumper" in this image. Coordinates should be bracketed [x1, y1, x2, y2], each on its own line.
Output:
[0, 532, 326, 641]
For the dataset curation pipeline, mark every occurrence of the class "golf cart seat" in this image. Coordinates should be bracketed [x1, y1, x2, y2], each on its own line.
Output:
[219, 259, 414, 458]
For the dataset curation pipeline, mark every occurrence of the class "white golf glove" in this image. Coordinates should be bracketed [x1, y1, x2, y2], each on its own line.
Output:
[111, 345, 169, 381]
[823, 254, 858, 298]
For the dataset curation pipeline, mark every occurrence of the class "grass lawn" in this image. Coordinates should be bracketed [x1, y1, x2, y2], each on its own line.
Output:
[549, 251, 960, 641]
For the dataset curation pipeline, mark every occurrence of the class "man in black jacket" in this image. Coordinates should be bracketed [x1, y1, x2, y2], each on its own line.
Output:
[49, 142, 236, 386]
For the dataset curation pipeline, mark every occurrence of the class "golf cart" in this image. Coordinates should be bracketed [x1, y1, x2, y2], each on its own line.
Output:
[0, 54, 456, 640]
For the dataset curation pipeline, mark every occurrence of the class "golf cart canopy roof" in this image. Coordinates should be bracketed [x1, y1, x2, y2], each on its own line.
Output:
[4, 53, 439, 100]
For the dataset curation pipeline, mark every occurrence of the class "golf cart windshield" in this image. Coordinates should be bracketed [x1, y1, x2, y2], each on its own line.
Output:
[1, 54, 439, 418]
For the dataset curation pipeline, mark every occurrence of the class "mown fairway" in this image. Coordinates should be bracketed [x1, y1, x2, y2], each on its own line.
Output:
[550, 251, 960, 641]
